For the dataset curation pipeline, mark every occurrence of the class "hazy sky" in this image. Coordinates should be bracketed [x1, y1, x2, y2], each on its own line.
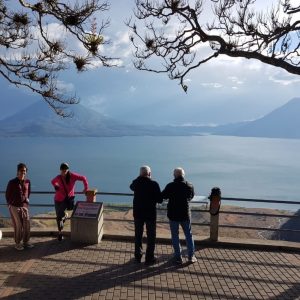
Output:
[1, 0, 299, 125]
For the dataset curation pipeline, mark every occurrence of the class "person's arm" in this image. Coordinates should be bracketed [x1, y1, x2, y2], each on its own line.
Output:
[5, 181, 13, 205]
[186, 182, 194, 201]
[51, 176, 60, 191]
[154, 182, 163, 204]
[72, 172, 89, 192]
[161, 184, 170, 200]
[27, 179, 31, 200]
[129, 178, 138, 191]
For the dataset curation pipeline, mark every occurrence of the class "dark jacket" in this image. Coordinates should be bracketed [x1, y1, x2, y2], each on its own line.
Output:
[162, 176, 194, 221]
[6, 177, 31, 207]
[130, 176, 163, 220]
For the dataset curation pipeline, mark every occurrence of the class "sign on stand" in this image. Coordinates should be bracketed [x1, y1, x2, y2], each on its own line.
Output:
[73, 202, 102, 219]
[71, 201, 104, 244]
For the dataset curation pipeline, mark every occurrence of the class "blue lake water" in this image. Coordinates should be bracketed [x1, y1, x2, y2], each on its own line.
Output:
[0, 136, 300, 214]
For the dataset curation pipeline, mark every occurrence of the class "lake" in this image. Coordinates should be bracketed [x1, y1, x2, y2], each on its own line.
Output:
[0, 135, 300, 214]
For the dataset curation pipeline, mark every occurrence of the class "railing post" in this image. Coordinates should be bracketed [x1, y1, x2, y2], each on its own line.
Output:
[210, 214, 219, 242]
[86, 189, 98, 202]
[208, 187, 221, 242]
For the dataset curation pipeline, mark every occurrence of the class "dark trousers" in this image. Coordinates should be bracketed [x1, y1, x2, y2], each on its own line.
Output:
[134, 219, 156, 261]
[55, 201, 68, 231]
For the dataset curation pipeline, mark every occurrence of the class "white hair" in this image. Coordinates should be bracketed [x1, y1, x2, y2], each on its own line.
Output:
[140, 165, 151, 177]
[173, 167, 185, 178]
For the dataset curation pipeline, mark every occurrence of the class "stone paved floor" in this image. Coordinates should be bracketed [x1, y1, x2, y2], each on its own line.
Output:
[0, 237, 299, 299]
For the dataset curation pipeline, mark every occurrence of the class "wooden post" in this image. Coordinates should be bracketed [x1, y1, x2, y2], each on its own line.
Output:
[86, 189, 98, 203]
[210, 214, 219, 242]
[208, 187, 221, 242]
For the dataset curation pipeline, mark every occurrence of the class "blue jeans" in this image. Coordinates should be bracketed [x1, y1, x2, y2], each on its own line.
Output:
[169, 220, 195, 258]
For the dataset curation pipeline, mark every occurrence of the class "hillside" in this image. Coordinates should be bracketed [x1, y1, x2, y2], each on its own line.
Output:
[0, 101, 142, 137]
[0, 101, 215, 137]
[216, 97, 300, 139]
[1, 97, 300, 138]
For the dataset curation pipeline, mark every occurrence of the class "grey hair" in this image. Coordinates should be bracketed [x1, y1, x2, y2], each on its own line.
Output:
[140, 165, 151, 177]
[173, 167, 185, 178]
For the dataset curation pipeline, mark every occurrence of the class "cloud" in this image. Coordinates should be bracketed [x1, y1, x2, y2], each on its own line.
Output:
[83, 94, 107, 113]
[39, 23, 68, 41]
[268, 69, 300, 86]
[56, 81, 75, 92]
[268, 75, 300, 86]
[228, 76, 244, 85]
[246, 61, 263, 71]
[201, 82, 223, 88]
[104, 31, 132, 59]
[129, 86, 136, 93]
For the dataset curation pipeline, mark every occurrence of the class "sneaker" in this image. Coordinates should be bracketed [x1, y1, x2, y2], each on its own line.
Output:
[172, 256, 183, 265]
[188, 255, 197, 263]
[23, 243, 34, 249]
[58, 233, 63, 241]
[134, 257, 142, 263]
[15, 243, 24, 251]
[145, 257, 157, 266]
[62, 212, 68, 223]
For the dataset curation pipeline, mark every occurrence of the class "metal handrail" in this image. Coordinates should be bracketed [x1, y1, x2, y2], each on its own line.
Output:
[0, 191, 299, 235]
[222, 197, 300, 205]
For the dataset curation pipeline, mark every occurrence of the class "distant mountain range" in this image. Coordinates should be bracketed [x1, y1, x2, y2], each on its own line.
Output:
[0, 101, 207, 137]
[0, 97, 300, 138]
[214, 97, 300, 139]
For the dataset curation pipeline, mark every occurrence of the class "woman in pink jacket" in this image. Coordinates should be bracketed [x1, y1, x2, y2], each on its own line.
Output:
[51, 162, 88, 241]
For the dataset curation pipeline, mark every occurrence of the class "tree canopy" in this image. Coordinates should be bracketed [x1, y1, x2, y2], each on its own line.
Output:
[128, 0, 300, 92]
[0, 0, 115, 116]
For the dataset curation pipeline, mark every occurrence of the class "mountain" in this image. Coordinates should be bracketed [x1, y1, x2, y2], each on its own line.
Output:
[0, 101, 208, 137]
[0, 101, 129, 137]
[1, 97, 299, 138]
[215, 97, 300, 139]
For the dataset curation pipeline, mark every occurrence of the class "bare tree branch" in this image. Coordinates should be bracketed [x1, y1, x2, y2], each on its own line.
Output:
[0, 0, 117, 117]
[127, 0, 300, 91]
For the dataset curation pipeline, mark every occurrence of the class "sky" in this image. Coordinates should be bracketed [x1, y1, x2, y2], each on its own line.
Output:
[1, 0, 299, 125]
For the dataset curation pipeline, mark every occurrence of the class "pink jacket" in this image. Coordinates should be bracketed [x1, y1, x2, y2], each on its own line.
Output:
[51, 172, 88, 202]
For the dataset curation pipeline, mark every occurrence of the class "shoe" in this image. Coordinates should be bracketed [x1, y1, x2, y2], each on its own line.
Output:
[145, 257, 157, 265]
[62, 212, 68, 223]
[58, 233, 63, 241]
[15, 243, 24, 251]
[23, 243, 34, 249]
[134, 255, 142, 263]
[188, 255, 197, 263]
[172, 256, 183, 265]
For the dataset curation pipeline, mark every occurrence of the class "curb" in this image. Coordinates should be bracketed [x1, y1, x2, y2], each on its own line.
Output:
[2, 229, 299, 252]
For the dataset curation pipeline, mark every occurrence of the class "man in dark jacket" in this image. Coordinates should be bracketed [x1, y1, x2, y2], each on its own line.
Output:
[162, 167, 197, 264]
[130, 165, 162, 264]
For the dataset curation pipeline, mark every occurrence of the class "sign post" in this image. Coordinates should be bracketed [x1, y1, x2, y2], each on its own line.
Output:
[71, 201, 103, 244]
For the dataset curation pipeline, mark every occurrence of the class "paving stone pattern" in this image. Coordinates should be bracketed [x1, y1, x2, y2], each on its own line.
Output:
[0, 237, 299, 299]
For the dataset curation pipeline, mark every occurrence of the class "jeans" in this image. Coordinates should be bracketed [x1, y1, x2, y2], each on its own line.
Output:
[134, 219, 156, 261]
[169, 220, 195, 258]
